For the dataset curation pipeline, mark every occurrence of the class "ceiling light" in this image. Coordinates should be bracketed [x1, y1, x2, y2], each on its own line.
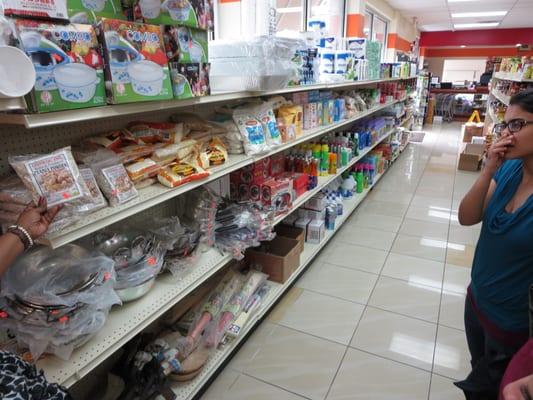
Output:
[448, 0, 480, 2]
[454, 22, 500, 28]
[461, 45, 466, 48]
[452, 11, 507, 18]
[516, 43, 523, 47]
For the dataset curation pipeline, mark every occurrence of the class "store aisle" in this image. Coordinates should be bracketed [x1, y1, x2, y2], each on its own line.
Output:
[201, 122, 480, 400]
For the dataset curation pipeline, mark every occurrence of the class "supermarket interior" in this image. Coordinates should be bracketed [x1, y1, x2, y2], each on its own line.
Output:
[0, 0, 532, 399]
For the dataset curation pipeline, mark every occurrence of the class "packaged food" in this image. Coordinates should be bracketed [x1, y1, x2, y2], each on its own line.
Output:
[171, 113, 226, 137]
[232, 109, 268, 156]
[201, 137, 228, 167]
[88, 151, 138, 206]
[0, 175, 32, 205]
[98, 18, 173, 104]
[84, 130, 154, 163]
[127, 121, 184, 144]
[79, 167, 107, 210]
[13, 20, 105, 113]
[278, 105, 303, 136]
[257, 105, 281, 146]
[125, 158, 160, 181]
[9, 147, 91, 207]
[158, 162, 209, 188]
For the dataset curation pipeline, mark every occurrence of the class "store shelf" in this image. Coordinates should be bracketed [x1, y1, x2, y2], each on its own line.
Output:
[491, 90, 511, 106]
[170, 149, 402, 400]
[42, 98, 407, 249]
[37, 248, 233, 387]
[493, 71, 533, 83]
[38, 106, 406, 387]
[0, 78, 409, 129]
[273, 126, 396, 225]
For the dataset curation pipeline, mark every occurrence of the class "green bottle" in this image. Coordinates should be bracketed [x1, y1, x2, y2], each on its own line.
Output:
[321, 143, 329, 176]
[356, 167, 364, 193]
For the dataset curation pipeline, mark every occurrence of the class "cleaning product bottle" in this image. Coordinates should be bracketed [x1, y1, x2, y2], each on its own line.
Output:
[336, 192, 343, 215]
[356, 166, 364, 193]
[368, 163, 375, 185]
[321, 143, 329, 176]
[363, 164, 370, 188]
[313, 143, 321, 160]
[329, 153, 337, 174]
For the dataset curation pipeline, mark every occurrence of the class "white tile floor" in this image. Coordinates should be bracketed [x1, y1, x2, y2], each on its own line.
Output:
[201, 122, 480, 400]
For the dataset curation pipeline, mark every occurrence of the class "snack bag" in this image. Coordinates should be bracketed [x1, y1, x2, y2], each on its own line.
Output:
[79, 167, 107, 210]
[157, 162, 209, 188]
[232, 108, 268, 156]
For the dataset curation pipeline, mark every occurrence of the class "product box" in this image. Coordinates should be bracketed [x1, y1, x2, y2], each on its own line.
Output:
[270, 154, 285, 177]
[317, 102, 324, 126]
[347, 37, 366, 59]
[246, 236, 301, 283]
[275, 224, 305, 254]
[305, 192, 326, 211]
[132, 0, 213, 31]
[163, 25, 208, 63]
[283, 213, 299, 226]
[308, 90, 320, 103]
[3, 0, 68, 19]
[281, 172, 308, 198]
[303, 207, 326, 221]
[303, 102, 318, 130]
[14, 20, 106, 113]
[169, 62, 210, 99]
[68, 0, 125, 22]
[458, 143, 485, 172]
[98, 18, 173, 104]
[307, 219, 325, 244]
[294, 218, 311, 239]
[463, 123, 484, 143]
[261, 178, 293, 213]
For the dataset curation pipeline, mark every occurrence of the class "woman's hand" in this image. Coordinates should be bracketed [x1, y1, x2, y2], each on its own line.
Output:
[485, 133, 516, 175]
[16, 197, 62, 240]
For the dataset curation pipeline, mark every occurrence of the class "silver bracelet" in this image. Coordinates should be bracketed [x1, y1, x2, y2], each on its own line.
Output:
[8, 225, 34, 249]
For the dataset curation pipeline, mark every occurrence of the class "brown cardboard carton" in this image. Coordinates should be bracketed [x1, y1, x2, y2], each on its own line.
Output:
[246, 236, 301, 283]
[458, 143, 485, 171]
[275, 225, 305, 254]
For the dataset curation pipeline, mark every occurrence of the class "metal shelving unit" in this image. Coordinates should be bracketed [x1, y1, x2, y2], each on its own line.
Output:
[41, 98, 407, 249]
[0, 78, 410, 129]
[37, 99, 406, 388]
[493, 71, 533, 83]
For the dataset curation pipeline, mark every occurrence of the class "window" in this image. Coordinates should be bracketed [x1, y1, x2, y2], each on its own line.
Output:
[308, 0, 345, 38]
[276, 0, 305, 32]
[364, 9, 388, 61]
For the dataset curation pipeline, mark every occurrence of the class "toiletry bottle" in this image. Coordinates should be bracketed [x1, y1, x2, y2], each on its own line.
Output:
[329, 153, 337, 174]
[321, 143, 329, 176]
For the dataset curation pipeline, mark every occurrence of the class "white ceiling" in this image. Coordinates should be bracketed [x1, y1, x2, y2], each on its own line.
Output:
[385, 0, 533, 31]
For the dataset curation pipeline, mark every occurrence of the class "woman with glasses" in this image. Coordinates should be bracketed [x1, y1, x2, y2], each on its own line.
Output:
[455, 89, 533, 400]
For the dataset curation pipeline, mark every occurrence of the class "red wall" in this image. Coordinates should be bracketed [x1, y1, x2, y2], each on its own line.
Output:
[420, 28, 533, 47]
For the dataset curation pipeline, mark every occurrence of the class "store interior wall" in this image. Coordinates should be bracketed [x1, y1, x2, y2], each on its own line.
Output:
[442, 59, 487, 83]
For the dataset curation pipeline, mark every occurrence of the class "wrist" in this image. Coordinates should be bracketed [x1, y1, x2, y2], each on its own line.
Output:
[7, 225, 34, 251]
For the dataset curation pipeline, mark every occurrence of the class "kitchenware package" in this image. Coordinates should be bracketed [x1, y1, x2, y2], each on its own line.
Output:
[67, 0, 125, 23]
[98, 18, 173, 104]
[163, 25, 207, 63]
[131, 0, 213, 31]
[93, 229, 166, 302]
[13, 19, 106, 113]
[169, 62, 210, 100]
[0, 244, 120, 360]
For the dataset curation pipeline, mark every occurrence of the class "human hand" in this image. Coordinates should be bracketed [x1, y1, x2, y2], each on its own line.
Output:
[16, 197, 62, 240]
[485, 133, 516, 175]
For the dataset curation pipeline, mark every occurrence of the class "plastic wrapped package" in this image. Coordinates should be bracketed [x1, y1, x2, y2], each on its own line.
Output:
[204, 271, 267, 348]
[209, 36, 305, 91]
[92, 230, 166, 302]
[178, 187, 219, 249]
[232, 108, 269, 156]
[127, 121, 185, 144]
[170, 113, 227, 140]
[85, 149, 138, 207]
[220, 120, 245, 155]
[0, 244, 120, 359]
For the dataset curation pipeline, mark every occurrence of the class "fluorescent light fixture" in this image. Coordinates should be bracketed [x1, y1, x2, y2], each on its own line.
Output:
[454, 22, 500, 28]
[276, 7, 302, 13]
[452, 11, 507, 18]
[461, 45, 466, 48]
[516, 43, 523, 47]
[448, 0, 481, 2]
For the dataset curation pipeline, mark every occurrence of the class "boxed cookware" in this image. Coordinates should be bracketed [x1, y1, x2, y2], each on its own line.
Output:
[67, 0, 126, 23]
[169, 62, 210, 99]
[2, 0, 69, 19]
[132, 0, 213, 31]
[98, 18, 173, 104]
[163, 25, 208, 63]
[14, 19, 106, 113]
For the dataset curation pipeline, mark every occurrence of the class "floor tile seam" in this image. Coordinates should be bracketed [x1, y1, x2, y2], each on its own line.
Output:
[379, 270, 444, 291]
[333, 237, 394, 252]
[269, 319, 356, 347]
[320, 260, 382, 276]
[237, 371, 314, 400]
[430, 127, 462, 385]
[294, 286, 369, 307]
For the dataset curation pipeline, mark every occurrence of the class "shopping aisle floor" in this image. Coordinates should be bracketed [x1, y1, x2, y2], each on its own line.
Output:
[201, 122, 479, 400]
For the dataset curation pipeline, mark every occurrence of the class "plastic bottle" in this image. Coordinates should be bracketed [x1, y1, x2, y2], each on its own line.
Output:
[321, 143, 329, 176]
[329, 153, 337, 174]
[352, 133, 360, 156]
[363, 164, 370, 188]
[313, 143, 321, 160]
[356, 166, 364, 193]
[336, 192, 343, 215]
[368, 163, 375, 186]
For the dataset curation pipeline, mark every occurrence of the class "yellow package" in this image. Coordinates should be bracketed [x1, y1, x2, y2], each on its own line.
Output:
[278, 105, 303, 137]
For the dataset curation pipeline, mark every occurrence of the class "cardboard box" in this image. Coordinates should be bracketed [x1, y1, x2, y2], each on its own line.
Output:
[14, 20, 106, 113]
[463, 123, 484, 143]
[98, 18, 173, 104]
[132, 0, 213, 31]
[307, 219, 325, 244]
[303, 208, 326, 221]
[169, 62, 210, 99]
[305, 192, 327, 211]
[246, 236, 301, 283]
[294, 218, 311, 239]
[163, 25, 208, 63]
[458, 143, 485, 171]
[276, 225, 305, 254]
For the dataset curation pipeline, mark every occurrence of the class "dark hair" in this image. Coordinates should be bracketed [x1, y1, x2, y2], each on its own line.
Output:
[510, 90, 533, 113]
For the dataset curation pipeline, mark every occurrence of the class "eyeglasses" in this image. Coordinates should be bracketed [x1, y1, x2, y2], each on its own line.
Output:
[494, 119, 533, 134]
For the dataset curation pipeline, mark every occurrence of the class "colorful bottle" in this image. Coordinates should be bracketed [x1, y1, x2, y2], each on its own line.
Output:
[356, 166, 364, 193]
[321, 143, 329, 176]
[329, 153, 337, 174]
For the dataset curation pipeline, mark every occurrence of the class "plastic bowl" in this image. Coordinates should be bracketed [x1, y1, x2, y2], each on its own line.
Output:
[0, 45, 36, 98]
[81, 0, 106, 11]
[128, 60, 164, 96]
[53, 63, 99, 103]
